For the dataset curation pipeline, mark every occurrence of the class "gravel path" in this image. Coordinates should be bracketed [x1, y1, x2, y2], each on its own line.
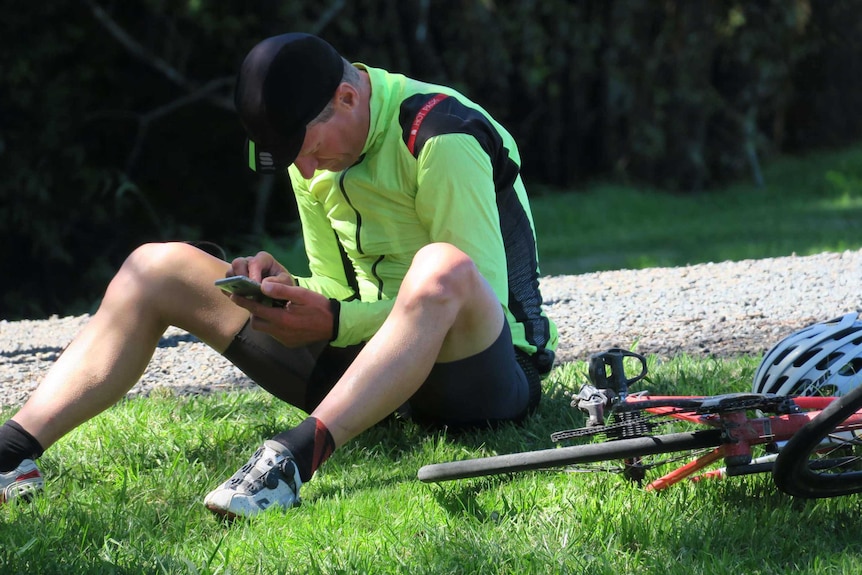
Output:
[2, 250, 860, 409]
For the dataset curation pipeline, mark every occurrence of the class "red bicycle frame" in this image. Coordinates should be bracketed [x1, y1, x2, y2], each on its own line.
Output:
[627, 395, 862, 491]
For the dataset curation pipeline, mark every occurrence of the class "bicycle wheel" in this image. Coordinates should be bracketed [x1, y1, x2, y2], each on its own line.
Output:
[417, 428, 723, 483]
[773, 384, 862, 498]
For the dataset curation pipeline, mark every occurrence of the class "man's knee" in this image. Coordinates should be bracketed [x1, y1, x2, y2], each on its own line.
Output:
[121, 242, 207, 279]
[112, 242, 220, 303]
[403, 243, 480, 304]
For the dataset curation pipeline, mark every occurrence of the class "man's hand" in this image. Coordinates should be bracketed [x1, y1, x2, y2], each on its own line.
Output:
[229, 280, 335, 347]
[228, 251, 295, 285]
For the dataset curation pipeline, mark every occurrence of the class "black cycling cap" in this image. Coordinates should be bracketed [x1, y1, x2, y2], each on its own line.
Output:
[235, 33, 344, 173]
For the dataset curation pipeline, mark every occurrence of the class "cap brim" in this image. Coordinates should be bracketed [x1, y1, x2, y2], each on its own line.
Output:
[245, 130, 305, 174]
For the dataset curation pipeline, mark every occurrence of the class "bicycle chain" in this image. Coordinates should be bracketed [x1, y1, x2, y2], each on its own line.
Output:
[551, 409, 681, 442]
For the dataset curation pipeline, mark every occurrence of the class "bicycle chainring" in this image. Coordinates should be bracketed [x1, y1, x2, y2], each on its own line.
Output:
[551, 409, 675, 442]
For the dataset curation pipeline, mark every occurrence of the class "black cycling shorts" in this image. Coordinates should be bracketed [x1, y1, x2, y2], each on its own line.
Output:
[222, 319, 540, 427]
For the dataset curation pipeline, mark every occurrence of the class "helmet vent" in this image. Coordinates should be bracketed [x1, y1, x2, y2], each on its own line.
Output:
[831, 327, 858, 342]
[792, 348, 821, 368]
[811, 384, 839, 397]
[819, 351, 846, 371]
[773, 348, 792, 365]
[838, 357, 862, 377]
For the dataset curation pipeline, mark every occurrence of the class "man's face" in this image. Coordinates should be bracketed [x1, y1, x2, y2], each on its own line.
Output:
[292, 86, 366, 178]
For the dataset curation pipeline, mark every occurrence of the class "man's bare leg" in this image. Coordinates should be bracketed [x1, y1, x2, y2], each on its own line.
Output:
[312, 242, 505, 446]
[11, 242, 250, 450]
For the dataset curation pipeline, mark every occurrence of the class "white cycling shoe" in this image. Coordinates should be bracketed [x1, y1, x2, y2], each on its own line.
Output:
[0, 459, 44, 504]
[204, 440, 303, 519]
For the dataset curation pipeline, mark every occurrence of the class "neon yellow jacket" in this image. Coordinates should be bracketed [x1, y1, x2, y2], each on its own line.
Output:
[289, 64, 557, 361]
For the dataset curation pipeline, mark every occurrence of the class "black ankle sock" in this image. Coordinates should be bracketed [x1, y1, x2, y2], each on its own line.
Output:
[0, 421, 44, 473]
[271, 417, 335, 483]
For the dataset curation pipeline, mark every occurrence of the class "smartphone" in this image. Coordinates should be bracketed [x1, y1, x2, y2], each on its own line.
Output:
[215, 275, 287, 307]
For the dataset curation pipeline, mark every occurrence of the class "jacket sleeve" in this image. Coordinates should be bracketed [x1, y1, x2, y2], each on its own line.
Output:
[332, 299, 396, 346]
[414, 133, 509, 307]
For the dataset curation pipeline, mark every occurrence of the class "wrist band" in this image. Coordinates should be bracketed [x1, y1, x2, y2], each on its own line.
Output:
[328, 299, 341, 342]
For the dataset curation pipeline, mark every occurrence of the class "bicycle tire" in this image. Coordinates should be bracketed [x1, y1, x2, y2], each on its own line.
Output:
[417, 428, 723, 483]
[773, 384, 862, 498]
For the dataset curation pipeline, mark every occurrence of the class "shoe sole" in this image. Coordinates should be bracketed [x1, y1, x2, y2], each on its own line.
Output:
[205, 503, 241, 521]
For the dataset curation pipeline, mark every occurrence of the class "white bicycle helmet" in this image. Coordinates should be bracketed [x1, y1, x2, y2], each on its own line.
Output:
[753, 312, 862, 396]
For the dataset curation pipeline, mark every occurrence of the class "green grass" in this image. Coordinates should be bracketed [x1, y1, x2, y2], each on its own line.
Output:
[531, 145, 862, 275]
[3, 144, 862, 574]
[4, 357, 862, 574]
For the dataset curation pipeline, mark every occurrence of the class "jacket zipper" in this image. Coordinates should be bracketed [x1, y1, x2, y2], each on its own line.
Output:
[338, 161, 386, 300]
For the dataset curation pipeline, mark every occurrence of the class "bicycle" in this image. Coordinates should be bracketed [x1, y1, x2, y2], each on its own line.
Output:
[417, 348, 862, 498]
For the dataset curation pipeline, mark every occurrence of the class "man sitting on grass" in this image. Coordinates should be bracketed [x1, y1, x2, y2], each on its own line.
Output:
[0, 32, 557, 517]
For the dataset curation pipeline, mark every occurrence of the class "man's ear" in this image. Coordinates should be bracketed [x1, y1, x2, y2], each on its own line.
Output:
[335, 83, 359, 110]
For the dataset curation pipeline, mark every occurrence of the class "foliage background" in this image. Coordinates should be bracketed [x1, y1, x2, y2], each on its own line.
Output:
[1, 0, 861, 319]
